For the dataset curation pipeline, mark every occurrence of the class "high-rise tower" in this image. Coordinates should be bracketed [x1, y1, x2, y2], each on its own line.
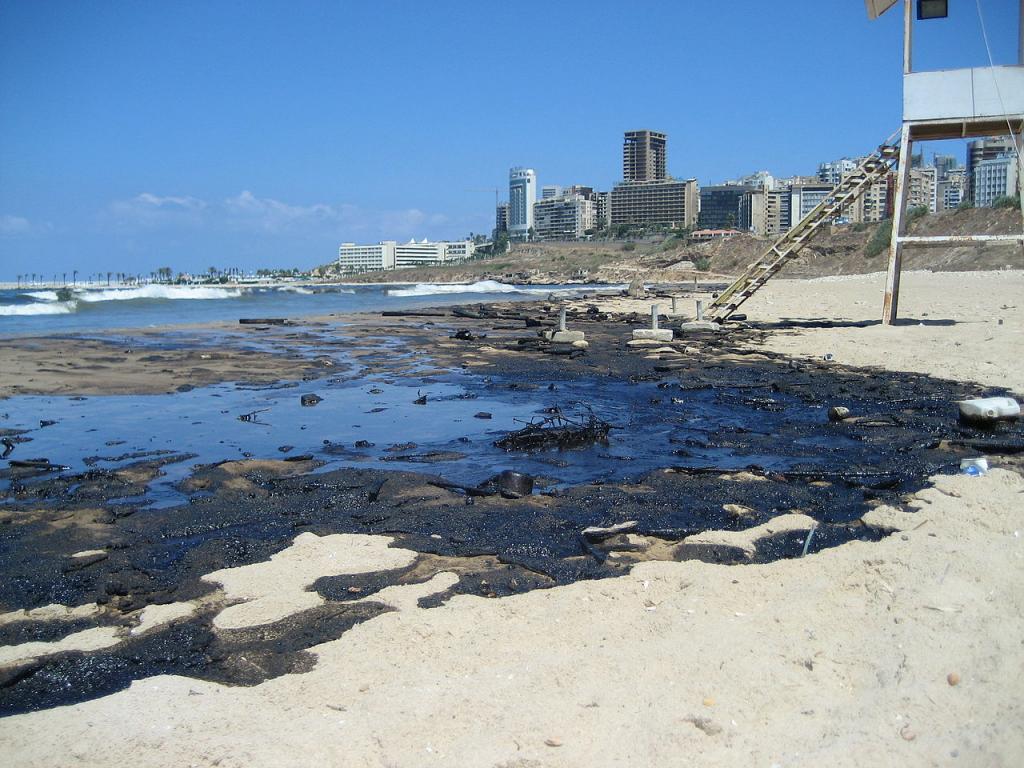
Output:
[508, 167, 536, 240]
[622, 130, 667, 182]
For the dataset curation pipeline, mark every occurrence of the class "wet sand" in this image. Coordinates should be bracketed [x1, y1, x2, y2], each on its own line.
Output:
[1, 270, 1023, 766]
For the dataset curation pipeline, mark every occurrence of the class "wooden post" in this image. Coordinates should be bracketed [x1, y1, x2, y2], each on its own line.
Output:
[883, 125, 913, 325]
[903, 0, 913, 74]
[1015, 128, 1024, 220]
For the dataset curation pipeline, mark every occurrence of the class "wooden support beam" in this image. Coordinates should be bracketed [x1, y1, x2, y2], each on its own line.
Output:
[883, 125, 912, 325]
[896, 234, 1024, 245]
[903, 0, 913, 75]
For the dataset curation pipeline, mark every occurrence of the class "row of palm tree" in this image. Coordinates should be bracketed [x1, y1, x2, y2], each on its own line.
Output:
[15, 265, 256, 289]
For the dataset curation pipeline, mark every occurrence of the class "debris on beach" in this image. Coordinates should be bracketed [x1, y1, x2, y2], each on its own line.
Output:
[494, 409, 612, 452]
[957, 396, 1020, 426]
[8, 458, 69, 471]
[581, 520, 638, 540]
[477, 470, 534, 498]
[451, 329, 485, 341]
[237, 408, 270, 423]
[239, 317, 291, 325]
[828, 405, 851, 421]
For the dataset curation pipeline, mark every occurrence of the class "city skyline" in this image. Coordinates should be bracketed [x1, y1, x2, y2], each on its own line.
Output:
[1, 0, 1021, 277]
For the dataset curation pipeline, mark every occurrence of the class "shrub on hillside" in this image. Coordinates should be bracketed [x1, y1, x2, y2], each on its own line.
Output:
[907, 205, 929, 222]
[993, 194, 1021, 209]
[864, 219, 893, 258]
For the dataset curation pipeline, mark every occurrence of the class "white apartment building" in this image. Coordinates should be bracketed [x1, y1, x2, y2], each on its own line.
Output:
[908, 167, 937, 212]
[337, 241, 397, 273]
[532, 193, 596, 240]
[337, 239, 476, 274]
[749, 188, 791, 235]
[818, 158, 858, 186]
[972, 154, 1019, 208]
[789, 183, 833, 225]
[727, 170, 776, 191]
[844, 172, 891, 223]
[509, 167, 537, 240]
[937, 168, 966, 210]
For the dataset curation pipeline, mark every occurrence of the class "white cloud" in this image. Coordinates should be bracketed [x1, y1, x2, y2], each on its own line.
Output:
[0, 214, 32, 235]
[223, 190, 338, 233]
[105, 193, 207, 229]
[102, 190, 468, 242]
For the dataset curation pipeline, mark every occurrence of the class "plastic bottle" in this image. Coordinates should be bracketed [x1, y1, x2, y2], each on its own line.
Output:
[957, 397, 1020, 424]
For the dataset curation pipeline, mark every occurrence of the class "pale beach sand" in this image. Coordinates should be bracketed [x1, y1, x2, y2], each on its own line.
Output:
[1, 270, 1022, 767]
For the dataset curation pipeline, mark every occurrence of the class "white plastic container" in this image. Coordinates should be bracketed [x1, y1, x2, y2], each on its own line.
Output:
[957, 397, 1020, 423]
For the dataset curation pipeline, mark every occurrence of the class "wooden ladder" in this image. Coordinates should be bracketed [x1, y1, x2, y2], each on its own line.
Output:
[705, 140, 900, 322]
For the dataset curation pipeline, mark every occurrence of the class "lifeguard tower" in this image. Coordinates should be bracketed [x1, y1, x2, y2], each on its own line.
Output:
[706, 0, 1024, 325]
[871, 0, 1024, 323]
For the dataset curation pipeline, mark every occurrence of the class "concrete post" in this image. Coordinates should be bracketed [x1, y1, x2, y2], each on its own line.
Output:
[696, 300, 705, 321]
[650, 304, 660, 330]
[671, 297, 679, 314]
[558, 308, 567, 332]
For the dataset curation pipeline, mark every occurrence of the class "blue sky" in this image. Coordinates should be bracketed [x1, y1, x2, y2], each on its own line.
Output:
[1, 0, 1019, 278]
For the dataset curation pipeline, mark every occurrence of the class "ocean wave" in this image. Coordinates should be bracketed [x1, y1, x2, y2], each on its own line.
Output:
[76, 285, 244, 303]
[24, 290, 61, 301]
[278, 286, 315, 295]
[0, 301, 76, 316]
[387, 280, 532, 298]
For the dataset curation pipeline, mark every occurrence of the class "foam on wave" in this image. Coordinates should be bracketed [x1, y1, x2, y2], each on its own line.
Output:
[76, 285, 244, 302]
[24, 290, 62, 301]
[0, 301, 76, 316]
[387, 280, 538, 298]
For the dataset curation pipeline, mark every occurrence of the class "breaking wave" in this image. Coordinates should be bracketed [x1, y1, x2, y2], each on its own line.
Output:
[76, 285, 244, 302]
[0, 301, 76, 316]
[24, 290, 62, 301]
[387, 280, 551, 298]
[385, 280, 591, 298]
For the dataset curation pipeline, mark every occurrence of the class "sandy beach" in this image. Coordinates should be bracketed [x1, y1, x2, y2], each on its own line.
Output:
[1, 270, 1022, 767]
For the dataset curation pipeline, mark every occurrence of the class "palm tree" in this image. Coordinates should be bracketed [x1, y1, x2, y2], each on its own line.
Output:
[106, 272, 112, 286]
[72, 270, 78, 285]
[16, 274, 22, 288]
[62, 272, 67, 285]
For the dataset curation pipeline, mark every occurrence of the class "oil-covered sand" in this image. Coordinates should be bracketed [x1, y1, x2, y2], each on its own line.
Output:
[1, 271, 1022, 766]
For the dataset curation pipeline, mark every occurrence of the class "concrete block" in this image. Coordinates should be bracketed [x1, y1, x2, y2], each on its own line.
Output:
[679, 321, 719, 332]
[545, 330, 586, 343]
[632, 328, 674, 342]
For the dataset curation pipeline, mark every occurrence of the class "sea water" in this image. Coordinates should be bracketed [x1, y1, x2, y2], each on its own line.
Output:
[0, 280, 597, 335]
